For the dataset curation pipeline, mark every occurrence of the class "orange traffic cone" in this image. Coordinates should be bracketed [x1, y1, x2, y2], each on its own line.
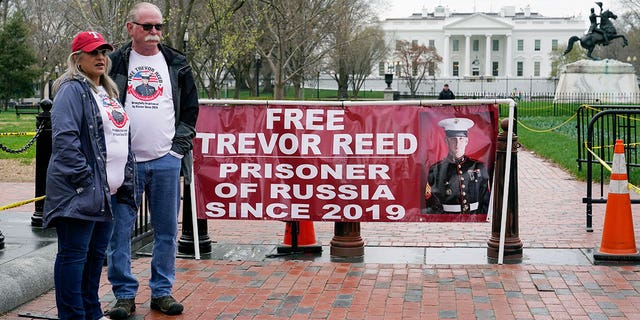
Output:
[594, 139, 640, 262]
[277, 221, 322, 254]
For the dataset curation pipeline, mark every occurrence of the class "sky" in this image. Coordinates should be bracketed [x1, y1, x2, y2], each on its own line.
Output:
[378, 0, 625, 21]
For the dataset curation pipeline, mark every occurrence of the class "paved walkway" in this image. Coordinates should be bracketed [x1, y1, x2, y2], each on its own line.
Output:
[1, 149, 640, 319]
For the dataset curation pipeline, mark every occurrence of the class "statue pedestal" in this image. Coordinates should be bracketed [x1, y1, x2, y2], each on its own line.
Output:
[554, 59, 640, 103]
[383, 88, 395, 101]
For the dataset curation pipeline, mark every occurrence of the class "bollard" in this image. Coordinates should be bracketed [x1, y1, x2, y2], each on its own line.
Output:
[178, 180, 212, 254]
[330, 222, 364, 257]
[31, 99, 53, 228]
[487, 118, 523, 262]
[178, 153, 212, 255]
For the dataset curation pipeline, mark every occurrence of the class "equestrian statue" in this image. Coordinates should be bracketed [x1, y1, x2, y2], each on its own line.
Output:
[564, 2, 628, 60]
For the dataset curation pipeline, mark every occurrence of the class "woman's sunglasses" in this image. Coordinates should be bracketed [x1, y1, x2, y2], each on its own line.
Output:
[87, 49, 111, 56]
[132, 21, 163, 31]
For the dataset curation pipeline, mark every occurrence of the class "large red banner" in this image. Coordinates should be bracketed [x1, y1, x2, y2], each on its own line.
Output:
[193, 103, 498, 222]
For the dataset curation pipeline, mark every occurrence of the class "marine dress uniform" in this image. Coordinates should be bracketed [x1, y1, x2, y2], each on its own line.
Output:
[424, 118, 490, 214]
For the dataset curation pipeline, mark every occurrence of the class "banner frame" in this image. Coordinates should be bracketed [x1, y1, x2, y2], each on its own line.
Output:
[194, 98, 517, 263]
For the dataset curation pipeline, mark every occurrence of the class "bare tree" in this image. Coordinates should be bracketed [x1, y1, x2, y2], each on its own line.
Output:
[63, 0, 135, 46]
[325, 0, 380, 100]
[394, 40, 441, 96]
[245, 0, 335, 100]
[345, 25, 386, 99]
[189, 0, 256, 98]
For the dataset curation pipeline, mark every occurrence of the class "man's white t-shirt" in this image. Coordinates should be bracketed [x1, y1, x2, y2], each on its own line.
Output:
[92, 86, 130, 195]
[125, 50, 175, 162]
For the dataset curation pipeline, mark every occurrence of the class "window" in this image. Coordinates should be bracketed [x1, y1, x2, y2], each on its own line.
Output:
[534, 39, 541, 51]
[473, 39, 479, 51]
[428, 40, 435, 49]
[453, 39, 459, 51]
[517, 61, 524, 77]
[412, 40, 418, 48]
[534, 61, 540, 76]
[492, 61, 499, 76]
[428, 62, 435, 76]
[395, 62, 401, 76]
[472, 56, 480, 76]
[552, 39, 558, 50]
[395, 40, 402, 51]
[452, 61, 459, 76]
[517, 39, 524, 51]
[412, 62, 418, 76]
[492, 39, 499, 51]
[378, 62, 385, 76]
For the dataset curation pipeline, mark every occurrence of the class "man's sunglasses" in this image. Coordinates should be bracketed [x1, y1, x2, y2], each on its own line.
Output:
[87, 49, 111, 56]
[132, 21, 163, 31]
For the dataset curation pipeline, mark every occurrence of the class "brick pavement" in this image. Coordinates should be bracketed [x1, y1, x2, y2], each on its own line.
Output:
[2, 149, 640, 319]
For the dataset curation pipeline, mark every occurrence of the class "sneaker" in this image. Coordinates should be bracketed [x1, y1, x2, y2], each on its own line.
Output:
[108, 298, 135, 319]
[150, 295, 184, 315]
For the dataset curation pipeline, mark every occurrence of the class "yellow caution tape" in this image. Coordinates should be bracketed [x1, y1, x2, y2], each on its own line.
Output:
[584, 142, 640, 195]
[0, 132, 37, 136]
[516, 112, 577, 133]
[0, 195, 46, 211]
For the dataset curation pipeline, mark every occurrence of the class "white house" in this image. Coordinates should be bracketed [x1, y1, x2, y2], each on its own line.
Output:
[376, 5, 587, 94]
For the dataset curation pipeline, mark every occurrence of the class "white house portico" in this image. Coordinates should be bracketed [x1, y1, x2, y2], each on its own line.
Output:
[442, 13, 514, 77]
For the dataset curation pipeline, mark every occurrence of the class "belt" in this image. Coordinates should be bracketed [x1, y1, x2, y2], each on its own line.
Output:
[442, 202, 479, 213]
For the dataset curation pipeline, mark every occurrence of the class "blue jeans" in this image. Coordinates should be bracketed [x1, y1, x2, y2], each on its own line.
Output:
[54, 215, 113, 320]
[107, 153, 181, 299]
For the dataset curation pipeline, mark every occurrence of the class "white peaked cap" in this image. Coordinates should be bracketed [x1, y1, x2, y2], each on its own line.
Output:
[438, 118, 475, 137]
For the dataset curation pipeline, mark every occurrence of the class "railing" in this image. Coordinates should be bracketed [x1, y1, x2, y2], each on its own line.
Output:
[581, 108, 640, 231]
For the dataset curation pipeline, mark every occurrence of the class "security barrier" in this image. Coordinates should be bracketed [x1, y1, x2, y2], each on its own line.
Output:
[581, 108, 640, 231]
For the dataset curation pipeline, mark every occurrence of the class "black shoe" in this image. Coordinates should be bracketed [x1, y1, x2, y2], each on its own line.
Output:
[150, 295, 184, 315]
[108, 298, 135, 319]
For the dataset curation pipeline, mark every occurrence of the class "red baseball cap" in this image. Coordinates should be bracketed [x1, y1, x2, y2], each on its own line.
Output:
[71, 31, 114, 53]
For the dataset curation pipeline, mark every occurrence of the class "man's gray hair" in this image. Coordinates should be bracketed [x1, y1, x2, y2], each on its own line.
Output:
[128, 2, 163, 22]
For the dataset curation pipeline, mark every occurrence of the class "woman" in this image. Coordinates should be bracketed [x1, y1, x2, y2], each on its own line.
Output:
[43, 31, 136, 320]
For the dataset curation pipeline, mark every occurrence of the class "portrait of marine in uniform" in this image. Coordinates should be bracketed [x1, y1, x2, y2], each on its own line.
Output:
[423, 117, 491, 215]
[135, 73, 157, 97]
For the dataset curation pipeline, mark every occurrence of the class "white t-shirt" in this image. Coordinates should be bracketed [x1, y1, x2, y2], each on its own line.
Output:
[125, 50, 175, 162]
[93, 86, 130, 195]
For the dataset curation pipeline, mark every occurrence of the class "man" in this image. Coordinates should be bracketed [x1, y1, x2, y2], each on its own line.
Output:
[423, 118, 490, 214]
[588, 7, 609, 45]
[107, 2, 199, 318]
[438, 83, 455, 100]
[135, 72, 156, 96]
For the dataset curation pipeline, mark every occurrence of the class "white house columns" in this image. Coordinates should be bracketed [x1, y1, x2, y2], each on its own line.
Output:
[484, 35, 492, 76]
[464, 35, 471, 77]
[442, 35, 450, 77]
[506, 34, 512, 77]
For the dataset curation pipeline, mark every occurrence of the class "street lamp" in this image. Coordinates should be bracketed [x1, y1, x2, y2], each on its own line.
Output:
[254, 53, 262, 97]
[183, 30, 189, 54]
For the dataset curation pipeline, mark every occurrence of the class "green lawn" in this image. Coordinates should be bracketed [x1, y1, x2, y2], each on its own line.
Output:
[0, 111, 38, 162]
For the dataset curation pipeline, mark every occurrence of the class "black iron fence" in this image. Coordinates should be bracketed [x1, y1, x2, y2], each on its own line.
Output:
[395, 92, 640, 118]
[578, 108, 640, 231]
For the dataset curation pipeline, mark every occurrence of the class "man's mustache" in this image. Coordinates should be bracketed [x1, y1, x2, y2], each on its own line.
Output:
[145, 35, 161, 42]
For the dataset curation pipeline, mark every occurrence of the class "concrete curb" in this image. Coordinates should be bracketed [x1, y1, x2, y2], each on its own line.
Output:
[0, 243, 56, 314]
